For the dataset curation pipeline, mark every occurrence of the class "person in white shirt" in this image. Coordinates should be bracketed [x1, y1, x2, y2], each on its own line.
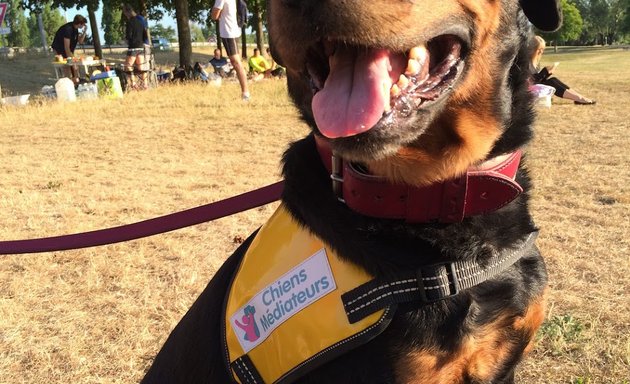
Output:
[212, 0, 250, 100]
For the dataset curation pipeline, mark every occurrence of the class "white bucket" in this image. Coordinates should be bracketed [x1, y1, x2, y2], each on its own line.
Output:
[1, 94, 30, 107]
[55, 77, 77, 102]
[529, 84, 555, 109]
[538, 94, 552, 108]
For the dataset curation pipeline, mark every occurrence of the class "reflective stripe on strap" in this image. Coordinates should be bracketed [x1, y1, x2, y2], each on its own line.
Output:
[341, 232, 538, 324]
[232, 354, 264, 384]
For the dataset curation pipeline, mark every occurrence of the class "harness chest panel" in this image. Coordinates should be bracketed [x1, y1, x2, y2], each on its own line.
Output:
[223, 205, 391, 384]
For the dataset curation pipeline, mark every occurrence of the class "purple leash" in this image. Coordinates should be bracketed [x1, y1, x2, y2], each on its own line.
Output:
[0, 181, 284, 255]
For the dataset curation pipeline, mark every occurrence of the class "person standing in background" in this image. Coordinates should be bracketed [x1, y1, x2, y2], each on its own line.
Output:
[122, 4, 148, 87]
[134, 11, 150, 46]
[212, 0, 250, 100]
[51, 15, 88, 83]
[133, 8, 152, 59]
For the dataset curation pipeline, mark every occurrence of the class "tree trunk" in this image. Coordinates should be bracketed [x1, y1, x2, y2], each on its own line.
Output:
[253, 0, 264, 52]
[87, 5, 103, 59]
[37, 13, 48, 55]
[241, 25, 247, 59]
[255, 16, 264, 51]
[174, 0, 192, 67]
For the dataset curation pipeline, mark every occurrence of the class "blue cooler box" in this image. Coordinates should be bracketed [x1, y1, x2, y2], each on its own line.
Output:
[90, 70, 117, 81]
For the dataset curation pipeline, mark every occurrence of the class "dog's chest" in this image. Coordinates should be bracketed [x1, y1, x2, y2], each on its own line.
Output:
[222, 205, 393, 384]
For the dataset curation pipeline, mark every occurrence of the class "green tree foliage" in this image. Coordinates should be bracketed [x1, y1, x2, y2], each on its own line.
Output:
[6, 0, 31, 47]
[590, 0, 614, 42]
[26, 2, 64, 46]
[623, 0, 630, 33]
[151, 23, 175, 41]
[604, 0, 628, 42]
[541, 0, 584, 45]
[575, 0, 627, 44]
[189, 22, 205, 42]
[201, 23, 216, 42]
[102, 4, 123, 45]
[248, 0, 265, 52]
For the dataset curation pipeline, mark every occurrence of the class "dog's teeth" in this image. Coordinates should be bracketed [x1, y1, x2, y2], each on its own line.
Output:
[391, 84, 401, 97]
[405, 59, 421, 76]
[409, 46, 428, 62]
[383, 79, 392, 111]
[397, 75, 409, 90]
[383, 78, 393, 95]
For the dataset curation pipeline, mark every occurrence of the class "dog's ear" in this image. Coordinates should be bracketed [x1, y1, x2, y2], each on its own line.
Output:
[520, 0, 562, 32]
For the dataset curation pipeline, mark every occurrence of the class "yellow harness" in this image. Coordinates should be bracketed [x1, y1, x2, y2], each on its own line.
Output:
[223, 205, 392, 384]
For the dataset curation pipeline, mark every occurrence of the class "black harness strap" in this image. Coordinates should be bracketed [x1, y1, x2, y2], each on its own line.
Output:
[341, 232, 538, 324]
[232, 355, 265, 384]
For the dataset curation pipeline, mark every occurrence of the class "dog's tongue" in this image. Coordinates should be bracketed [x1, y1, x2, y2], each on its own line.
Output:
[312, 47, 399, 138]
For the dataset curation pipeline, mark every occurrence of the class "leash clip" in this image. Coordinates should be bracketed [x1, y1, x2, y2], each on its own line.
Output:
[330, 153, 345, 203]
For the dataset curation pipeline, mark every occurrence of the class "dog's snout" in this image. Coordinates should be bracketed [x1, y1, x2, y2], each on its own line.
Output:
[269, 0, 466, 53]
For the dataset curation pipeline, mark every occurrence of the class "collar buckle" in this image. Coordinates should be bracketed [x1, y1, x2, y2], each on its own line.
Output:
[330, 153, 345, 203]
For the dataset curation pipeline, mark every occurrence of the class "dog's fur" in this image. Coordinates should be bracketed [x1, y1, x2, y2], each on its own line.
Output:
[141, 1, 560, 383]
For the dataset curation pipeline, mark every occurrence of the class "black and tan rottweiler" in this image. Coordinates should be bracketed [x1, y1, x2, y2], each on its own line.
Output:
[141, 1, 561, 383]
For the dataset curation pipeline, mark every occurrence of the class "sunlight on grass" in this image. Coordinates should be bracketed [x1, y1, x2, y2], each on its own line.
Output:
[538, 314, 586, 356]
[0, 48, 629, 383]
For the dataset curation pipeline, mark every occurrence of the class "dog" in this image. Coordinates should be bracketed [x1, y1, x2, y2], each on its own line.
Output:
[141, 1, 561, 383]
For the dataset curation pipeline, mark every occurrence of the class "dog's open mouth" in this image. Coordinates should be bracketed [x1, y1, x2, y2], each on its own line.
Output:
[306, 35, 465, 139]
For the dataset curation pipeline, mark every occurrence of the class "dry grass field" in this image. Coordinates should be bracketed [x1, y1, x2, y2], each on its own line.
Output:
[0, 47, 629, 383]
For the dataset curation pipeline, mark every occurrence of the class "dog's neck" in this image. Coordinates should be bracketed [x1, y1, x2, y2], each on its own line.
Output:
[314, 135, 523, 223]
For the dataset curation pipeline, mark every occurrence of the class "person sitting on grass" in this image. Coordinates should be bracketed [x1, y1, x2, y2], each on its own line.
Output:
[248, 48, 274, 81]
[530, 35, 596, 105]
[209, 48, 234, 78]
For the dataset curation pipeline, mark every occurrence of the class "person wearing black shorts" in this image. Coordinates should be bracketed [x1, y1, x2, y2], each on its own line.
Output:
[123, 4, 149, 87]
[212, 0, 250, 100]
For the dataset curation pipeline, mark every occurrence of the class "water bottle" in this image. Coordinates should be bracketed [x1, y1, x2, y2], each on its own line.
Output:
[55, 78, 77, 103]
[41, 85, 57, 99]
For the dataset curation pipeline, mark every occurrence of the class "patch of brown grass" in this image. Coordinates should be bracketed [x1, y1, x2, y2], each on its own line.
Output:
[517, 48, 630, 383]
[1, 48, 629, 383]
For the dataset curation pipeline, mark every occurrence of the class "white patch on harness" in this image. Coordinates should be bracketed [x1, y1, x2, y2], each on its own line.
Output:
[230, 249, 336, 353]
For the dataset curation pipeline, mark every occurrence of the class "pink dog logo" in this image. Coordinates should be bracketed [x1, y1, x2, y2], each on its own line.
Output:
[233, 305, 260, 342]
